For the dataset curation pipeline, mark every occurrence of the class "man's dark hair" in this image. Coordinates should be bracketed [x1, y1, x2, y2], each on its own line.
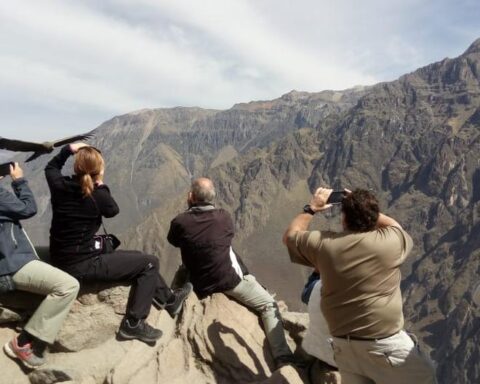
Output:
[341, 189, 379, 232]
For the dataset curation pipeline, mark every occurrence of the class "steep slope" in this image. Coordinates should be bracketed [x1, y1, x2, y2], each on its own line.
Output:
[302, 38, 480, 383]
[21, 88, 365, 266]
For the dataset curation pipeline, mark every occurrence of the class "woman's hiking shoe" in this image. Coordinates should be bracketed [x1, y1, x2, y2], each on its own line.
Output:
[3, 336, 45, 369]
[153, 282, 193, 318]
[118, 319, 162, 343]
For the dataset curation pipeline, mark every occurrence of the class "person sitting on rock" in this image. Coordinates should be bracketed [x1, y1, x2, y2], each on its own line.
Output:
[167, 177, 294, 368]
[1, 162, 80, 369]
[301, 270, 320, 305]
[300, 274, 337, 373]
[45, 143, 192, 345]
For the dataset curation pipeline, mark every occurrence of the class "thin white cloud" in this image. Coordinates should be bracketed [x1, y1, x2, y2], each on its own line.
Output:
[0, 55, 140, 111]
[108, 0, 377, 89]
[0, 0, 478, 141]
[0, 0, 375, 116]
[0, 1, 230, 109]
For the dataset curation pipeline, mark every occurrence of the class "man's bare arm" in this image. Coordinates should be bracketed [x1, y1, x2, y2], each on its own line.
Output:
[282, 213, 315, 245]
[283, 187, 333, 244]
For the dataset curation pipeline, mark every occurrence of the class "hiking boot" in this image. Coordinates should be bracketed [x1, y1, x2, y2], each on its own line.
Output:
[3, 336, 45, 369]
[117, 318, 162, 344]
[153, 282, 193, 318]
[164, 282, 193, 318]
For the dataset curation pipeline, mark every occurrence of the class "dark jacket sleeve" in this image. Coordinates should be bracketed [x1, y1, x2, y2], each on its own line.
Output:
[92, 185, 120, 218]
[0, 178, 37, 220]
[45, 145, 72, 192]
[224, 210, 235, 237]
[167, 218, 182, 247]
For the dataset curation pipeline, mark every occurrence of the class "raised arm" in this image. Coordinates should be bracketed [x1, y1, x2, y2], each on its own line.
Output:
[45, 143, 90, 192]
[0, 163, 37, 220]
[44, 145, 73, 192]
[282, 187, 332, 245]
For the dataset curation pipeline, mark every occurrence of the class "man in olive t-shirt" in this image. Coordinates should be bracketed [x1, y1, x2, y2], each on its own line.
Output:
[283, 187, 436, 384]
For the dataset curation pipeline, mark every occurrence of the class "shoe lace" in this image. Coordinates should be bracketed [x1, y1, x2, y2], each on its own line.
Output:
[18, 343, 33, 358]
[139, 320, 156, 335]
[175, 286, 190, 298]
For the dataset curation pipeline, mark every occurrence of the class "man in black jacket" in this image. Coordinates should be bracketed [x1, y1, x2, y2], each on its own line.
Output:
[1, 162, 79, 369]
[168, 178, 293, 368]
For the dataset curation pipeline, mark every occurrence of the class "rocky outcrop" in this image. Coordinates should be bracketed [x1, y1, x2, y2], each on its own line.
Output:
[0, 284, 339, 384]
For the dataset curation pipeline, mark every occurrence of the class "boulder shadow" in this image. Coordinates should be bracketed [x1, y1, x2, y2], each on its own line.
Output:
[207, 320, 270, 383]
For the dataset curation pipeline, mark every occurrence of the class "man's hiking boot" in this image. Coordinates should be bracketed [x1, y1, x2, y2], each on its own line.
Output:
[165, 282, 193, 317]
[3, 336, 46, 369]
[153, 282, 193, 318]
[274, 354, 302, 369]
[118, 318, 162, 344]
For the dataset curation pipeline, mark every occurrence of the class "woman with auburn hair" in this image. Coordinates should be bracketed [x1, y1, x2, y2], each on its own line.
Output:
[73, 146, 105, 197]
[45, 143, 191, 344]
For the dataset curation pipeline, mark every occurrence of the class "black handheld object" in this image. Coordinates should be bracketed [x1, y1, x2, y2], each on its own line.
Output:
[327, 190, 347, 204]
[0, 162, 14, 177]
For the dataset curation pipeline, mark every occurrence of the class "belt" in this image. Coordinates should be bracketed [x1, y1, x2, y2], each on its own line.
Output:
[334, 333, 396, 341]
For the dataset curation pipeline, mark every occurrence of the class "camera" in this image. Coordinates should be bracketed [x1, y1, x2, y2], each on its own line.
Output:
[0, 162, 14, 177]
[327, 190, 347, 205]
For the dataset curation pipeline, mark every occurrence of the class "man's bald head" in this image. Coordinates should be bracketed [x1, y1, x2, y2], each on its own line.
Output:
[190, 177, 216, 204]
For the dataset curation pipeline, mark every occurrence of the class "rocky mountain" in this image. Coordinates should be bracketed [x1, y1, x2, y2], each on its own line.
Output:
[10, 39, 480, 383]
[20, 87, 368, 310]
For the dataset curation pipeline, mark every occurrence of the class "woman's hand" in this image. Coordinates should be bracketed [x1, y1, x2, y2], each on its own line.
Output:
[70, 142, 90, 153]
[10, 163, 23, 180]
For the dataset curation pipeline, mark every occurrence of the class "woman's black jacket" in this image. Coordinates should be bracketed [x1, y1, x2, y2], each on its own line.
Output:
[45, 145, 119, 268]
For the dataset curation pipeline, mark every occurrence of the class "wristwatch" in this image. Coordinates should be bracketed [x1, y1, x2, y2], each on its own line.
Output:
[303, 204, 316, 215]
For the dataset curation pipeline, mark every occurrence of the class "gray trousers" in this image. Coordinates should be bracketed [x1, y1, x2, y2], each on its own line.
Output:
[331, 330, 437, 384]
[12, 260, 79, 344]
[225, 274, 292, 359]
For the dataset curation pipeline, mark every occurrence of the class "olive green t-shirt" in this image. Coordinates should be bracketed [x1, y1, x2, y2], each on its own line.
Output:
[286, 226, 413, 338]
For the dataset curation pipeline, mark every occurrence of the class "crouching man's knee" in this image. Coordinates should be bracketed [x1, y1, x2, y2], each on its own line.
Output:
[58, 274, 80, 299]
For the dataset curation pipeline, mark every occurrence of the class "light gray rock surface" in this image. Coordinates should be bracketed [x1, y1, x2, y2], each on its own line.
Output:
[0, 284, 339, 384]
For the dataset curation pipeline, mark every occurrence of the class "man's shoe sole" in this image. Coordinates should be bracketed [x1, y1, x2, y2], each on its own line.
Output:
[3, 342, 44, 370]
[117, 329, 162, 343]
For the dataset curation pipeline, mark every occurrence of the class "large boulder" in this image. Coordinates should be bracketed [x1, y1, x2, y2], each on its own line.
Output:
[0, 283, 340, 384]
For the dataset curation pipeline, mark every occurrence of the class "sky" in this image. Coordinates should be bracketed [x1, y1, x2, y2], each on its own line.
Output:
[0, 0, 479, 143]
